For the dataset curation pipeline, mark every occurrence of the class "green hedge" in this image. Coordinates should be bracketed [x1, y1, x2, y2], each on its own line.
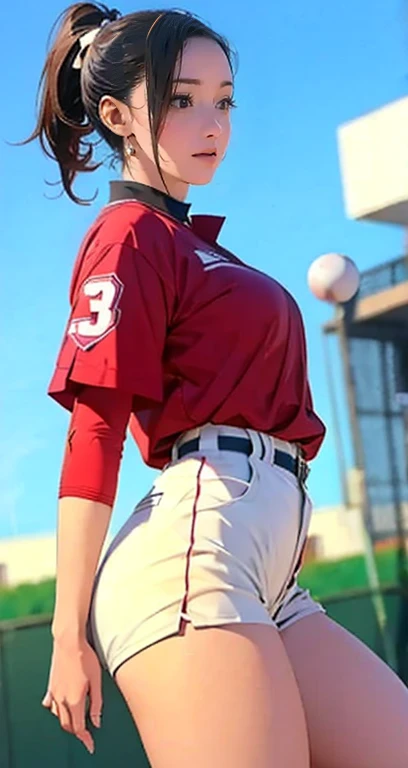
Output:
[0, 549, 400, 622]
[0, 578, 56, 621]
[299, 547, 398, 599]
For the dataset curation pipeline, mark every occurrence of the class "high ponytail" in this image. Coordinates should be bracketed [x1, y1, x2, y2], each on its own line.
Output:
[21, 3, 120, 205]
[20, 3, 236, 205]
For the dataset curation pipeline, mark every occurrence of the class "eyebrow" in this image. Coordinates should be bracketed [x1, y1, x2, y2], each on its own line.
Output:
[173, 78, 234, 87]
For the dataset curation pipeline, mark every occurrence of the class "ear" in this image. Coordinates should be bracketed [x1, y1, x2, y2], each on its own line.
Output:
[98, 95, 132, 138]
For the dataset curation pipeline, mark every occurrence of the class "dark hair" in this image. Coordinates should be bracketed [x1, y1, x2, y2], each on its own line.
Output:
[21, 3, 236, 205]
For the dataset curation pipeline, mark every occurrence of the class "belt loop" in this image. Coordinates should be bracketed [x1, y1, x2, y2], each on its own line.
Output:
[171, 439, 180, 461]
[197, 422, 219, 453]
[171, 427, 200, 461]
[262, 433, 274, 466]
[243, 428, 263, 459]
[296, 446, 310, 487]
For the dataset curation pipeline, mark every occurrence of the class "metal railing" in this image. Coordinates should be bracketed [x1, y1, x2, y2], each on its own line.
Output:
[357, 255, 408, 300]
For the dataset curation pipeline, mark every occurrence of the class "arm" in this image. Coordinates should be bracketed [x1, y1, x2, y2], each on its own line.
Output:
[51, 385, 133, 644]
[52, 498, 112, 643]
[48, 239, 168, 642]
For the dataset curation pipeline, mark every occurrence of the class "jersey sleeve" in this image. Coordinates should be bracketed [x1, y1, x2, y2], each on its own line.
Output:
[59, 385, 133, 506]
[48, 242, 169, 411]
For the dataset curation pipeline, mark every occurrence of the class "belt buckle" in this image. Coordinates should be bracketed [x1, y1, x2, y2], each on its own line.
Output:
[296, 454, 309, 485]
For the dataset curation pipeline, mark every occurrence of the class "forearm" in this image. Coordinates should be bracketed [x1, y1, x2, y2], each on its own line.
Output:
[52, 497, 112, 641]
[51, 386, 133, 643]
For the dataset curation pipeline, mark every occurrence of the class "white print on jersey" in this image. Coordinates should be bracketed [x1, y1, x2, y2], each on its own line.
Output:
[68, 273, 124, 351]
[194, 248, 245, 272]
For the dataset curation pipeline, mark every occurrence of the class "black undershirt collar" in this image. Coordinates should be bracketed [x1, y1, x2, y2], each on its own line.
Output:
[109, 180, 191, 224]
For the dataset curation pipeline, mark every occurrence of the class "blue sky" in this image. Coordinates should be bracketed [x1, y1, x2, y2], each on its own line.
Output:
[1, 0, 407, 539]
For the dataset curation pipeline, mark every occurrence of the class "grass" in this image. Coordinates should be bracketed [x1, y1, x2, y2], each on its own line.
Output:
[0, 548, 402, 622]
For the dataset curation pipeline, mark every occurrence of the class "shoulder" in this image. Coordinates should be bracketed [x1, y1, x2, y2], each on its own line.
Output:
[70, 202, 179, 300]
[92, 200, 178, 253]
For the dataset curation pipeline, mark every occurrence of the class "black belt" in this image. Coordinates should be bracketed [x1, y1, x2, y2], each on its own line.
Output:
[177, 435, 309, 484]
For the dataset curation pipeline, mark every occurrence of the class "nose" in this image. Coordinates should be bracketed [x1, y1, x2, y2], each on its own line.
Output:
[203, 113, 223, 138]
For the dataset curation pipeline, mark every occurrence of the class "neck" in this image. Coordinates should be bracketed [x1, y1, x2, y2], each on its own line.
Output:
[122, 159, 189, 202]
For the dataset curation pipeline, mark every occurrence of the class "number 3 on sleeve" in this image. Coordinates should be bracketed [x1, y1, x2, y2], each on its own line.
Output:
[69, 273, 124, 351]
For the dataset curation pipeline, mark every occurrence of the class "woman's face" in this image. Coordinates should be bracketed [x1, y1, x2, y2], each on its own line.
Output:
[127, 36, 234, 195]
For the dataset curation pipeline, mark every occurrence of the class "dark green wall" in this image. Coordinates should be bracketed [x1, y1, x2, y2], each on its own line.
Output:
[1, 587, 407, 768]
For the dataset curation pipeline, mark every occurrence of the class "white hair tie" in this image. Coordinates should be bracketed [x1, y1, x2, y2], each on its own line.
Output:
[72, 19, 111, 70]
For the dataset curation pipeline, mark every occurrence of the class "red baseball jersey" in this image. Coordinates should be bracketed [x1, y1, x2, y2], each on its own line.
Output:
[49, 181, 326, 467]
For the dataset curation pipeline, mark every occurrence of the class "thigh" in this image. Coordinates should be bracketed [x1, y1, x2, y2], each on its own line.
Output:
[281, 612, 408, 768]
[114, 622, 310, 768]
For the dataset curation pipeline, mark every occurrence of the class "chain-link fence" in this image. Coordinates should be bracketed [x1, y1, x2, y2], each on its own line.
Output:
[336, 255, 408, 544]
[323, 255, 408, 678]
[347, 335, 408, 541]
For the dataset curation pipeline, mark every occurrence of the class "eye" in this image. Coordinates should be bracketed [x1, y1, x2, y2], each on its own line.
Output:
[218, 96, 237, 111]
[170, 93, 193, 109]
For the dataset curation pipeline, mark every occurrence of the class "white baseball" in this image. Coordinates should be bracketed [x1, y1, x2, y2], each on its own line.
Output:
[307, 253, 360, 303]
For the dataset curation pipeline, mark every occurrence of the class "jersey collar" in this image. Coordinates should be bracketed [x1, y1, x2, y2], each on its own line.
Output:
[108, 180, 225, 244]
[189, 215, 226, 244]
[109, 180, 191, 223]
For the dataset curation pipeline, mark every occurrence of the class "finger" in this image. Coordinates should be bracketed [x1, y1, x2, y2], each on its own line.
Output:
[89, 670, 103, 728]
[42, 691, 52, 708]
[53, 700, 94, 754]
[89, 709, 102, 729]
[69, 701, 95, 752]
[57, 700, 74, 734]
[51, 701, 59, 718]
[68, 697, 86, 736]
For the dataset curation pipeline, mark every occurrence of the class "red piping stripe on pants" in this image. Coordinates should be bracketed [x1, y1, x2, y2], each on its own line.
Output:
[179, 457, 207, 634]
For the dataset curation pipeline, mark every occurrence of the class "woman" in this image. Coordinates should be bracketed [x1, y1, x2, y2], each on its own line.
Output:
[28, 3, 408, 766]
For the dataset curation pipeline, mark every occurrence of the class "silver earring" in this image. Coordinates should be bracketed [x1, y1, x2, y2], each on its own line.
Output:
[125, 141, 136, 156]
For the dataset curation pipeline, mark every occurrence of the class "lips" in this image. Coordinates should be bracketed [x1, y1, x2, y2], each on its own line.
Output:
[192, 151, 217, 157]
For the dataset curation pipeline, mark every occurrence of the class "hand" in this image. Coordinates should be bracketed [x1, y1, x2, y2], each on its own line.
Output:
[41, 636, 102, 755]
